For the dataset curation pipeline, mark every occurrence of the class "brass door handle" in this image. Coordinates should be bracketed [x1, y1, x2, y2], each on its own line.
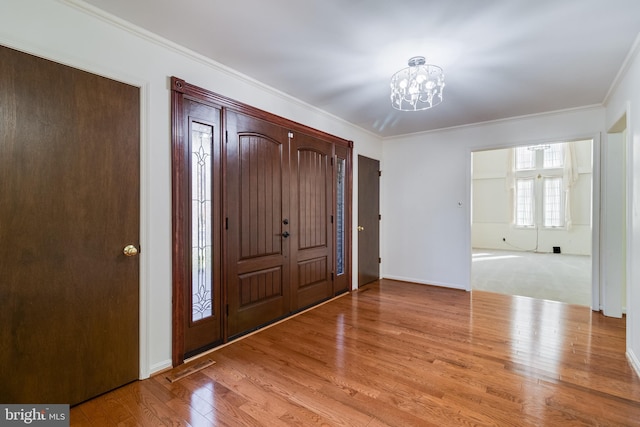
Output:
[357, 226, 365, 232]
[123, 244, 139, 257]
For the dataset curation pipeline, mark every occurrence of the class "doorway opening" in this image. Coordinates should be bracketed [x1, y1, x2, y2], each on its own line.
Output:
[471, 139, 593, 306]
[602, 113, 628, 318]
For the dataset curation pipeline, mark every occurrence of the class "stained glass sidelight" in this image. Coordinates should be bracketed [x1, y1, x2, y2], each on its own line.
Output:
[191, 122, 213, 322]
[336, 158, 346, 275]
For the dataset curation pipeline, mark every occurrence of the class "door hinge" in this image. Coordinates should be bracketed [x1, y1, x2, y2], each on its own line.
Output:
[379, 214, 381, 221]
[378, 170, 382, 177]
[225, 130, 228, 143]
[226, 304, 229, 316]
[225, 217, 229, 230]
[331, 215, 334, 223]
[331, 157, 334, 166]
[331, 272, 334, 281]
[379, 257, 382, 264]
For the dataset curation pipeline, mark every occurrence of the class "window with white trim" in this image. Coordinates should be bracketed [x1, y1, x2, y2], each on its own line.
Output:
[515, 178, 534, 227]
[514, 143, 565, 228]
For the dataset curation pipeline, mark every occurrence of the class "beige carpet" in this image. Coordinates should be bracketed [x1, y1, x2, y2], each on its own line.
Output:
[471, 249, 591, 307]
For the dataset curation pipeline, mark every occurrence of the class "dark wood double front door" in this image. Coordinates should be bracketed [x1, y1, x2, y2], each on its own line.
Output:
[226, 112, 334, 338]
[172, 78, 351, 362]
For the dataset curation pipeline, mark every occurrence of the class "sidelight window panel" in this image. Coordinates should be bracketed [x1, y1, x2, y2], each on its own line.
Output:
[191, 121, 213, 322]
[336, 157, 346, 275]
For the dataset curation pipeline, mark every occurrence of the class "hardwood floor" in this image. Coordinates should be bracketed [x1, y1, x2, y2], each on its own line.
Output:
[71, 279, 640, 426]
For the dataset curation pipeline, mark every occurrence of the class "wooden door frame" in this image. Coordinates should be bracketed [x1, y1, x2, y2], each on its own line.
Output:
[170, 77, 353, 365]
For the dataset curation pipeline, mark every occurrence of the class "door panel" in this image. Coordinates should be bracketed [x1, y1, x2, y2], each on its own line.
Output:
[358, 155, 380, 287]
[0, 45, 139, 404]
[226, 111, 290, 337]
[291, 133, 334, 310]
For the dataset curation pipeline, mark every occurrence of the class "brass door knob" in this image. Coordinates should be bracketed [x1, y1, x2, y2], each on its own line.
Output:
[123, 244, 139, 257]
[357, 226, 365, 232]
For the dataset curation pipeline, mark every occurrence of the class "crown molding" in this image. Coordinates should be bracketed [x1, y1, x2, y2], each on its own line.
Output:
[604, 31, 640, 105]
[61, 0, 379, 141]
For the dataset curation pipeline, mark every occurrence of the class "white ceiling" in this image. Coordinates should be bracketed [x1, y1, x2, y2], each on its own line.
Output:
[82, 0, 640, 138]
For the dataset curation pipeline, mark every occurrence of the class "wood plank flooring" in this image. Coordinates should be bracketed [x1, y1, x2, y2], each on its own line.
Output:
[71, 279, 640, 426]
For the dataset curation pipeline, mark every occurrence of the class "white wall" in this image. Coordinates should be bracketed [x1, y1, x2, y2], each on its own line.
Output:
[471, 141, 593, 255]
[0, 0, 382, 376]
[604, 34, 640, 376]
[382, 108, 604, 291]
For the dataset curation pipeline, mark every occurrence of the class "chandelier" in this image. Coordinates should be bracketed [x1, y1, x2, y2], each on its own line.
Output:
[527, 144, 551, 151]
[390, 56, 445, 111]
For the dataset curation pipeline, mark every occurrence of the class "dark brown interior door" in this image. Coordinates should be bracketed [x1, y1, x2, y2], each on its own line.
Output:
[0, 45, 139, 405]
[358, 155, 380, 287]
[290, 132, 333, 310]
[226, 110, 291, 338]
[174, 98, 223, 358]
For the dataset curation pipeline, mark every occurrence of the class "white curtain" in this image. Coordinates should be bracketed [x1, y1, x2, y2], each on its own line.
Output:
[563, 141, 579, 229]
[506, 148, 515, 225]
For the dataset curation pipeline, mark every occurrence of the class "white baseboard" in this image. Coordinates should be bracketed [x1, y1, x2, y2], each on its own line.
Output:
[627, 349, 640, 379]
[146, 359, 173, 378]
[382, 275, 467, 291]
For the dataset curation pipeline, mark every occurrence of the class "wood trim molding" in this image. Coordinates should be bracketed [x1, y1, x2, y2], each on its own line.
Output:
[172, 76, 186, 94]
[170, 85, 186, 366]
[170, 76, 351, 148]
